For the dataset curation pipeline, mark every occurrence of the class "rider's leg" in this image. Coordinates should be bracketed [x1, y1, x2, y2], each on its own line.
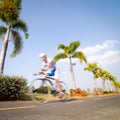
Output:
[54, 70, 62, 91]
[54, 70, 64, 98]
[47, 70, 62, 91]
[55, 79, 63, 92]
[47, 69, 64, 97]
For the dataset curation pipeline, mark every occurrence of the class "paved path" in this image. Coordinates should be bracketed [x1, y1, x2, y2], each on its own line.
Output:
[0, 94, 120, 120]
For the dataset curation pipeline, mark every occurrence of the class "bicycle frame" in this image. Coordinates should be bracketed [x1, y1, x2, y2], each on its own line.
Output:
[34, 76, 56, 90]
[30, 74, 70, 104]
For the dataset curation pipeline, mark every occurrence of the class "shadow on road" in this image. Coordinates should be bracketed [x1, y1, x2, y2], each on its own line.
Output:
[48, 98, 78, 104]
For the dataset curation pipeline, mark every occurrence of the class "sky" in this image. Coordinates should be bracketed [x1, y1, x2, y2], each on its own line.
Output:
[0, 0, 120, 91]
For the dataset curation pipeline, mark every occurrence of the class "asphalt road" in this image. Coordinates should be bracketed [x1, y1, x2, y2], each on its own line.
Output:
[0, 94, 120, 120]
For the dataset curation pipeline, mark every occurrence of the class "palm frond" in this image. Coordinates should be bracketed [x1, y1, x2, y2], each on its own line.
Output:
[0, 26, 7, 35]
[0, 0, 18, 23]
[58, 44, 66, 50]
[10, 30, 23, 57]
[69, 41, 80, 53]
[12, 19, 29, 39]
[54, 53, 67, 62]
[84, 66, 91, 71]
[12, 19, 28, 32]
[13, 0, 22, 11]
[73, 51, 87, 63]
[64, 46, 70, 55]
[87, 63, 98, 70]
[85, 63, 98, 73]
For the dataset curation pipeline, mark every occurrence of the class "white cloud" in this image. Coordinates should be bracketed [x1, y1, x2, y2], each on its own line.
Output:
[87, 50, 120, 66]
[80, 40, 119, 56]
[81, 40, 120, 66]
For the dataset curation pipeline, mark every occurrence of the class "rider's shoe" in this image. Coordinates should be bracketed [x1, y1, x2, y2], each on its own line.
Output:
[62, 89, 66, 92]
[51, 90, 59, 94]
[32, 89, 38, 93]
[58, 92, 64, 98]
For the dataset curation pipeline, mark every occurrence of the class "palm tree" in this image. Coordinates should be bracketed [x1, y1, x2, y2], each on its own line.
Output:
[0, 0, 28, 74]
[98, 68, 111, 90]
[108, 74, 120, 91]
[112, 80, 120, 91]
[54, 41, 87, 89]
[84, 63, 100, 92]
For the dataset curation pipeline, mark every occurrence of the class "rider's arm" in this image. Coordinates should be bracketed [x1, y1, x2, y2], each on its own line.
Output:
[46, 58, 54, 68]
[35, 58, 54, 75]
[35, 64, 48, 75]
[35, 70, 48, 76]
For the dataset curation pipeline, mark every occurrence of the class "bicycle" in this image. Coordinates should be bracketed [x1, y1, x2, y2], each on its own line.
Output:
[29, 73, 70, 104]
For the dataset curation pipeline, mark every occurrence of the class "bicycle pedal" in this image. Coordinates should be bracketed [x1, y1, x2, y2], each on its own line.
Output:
[32, 89, 38, 93]
[62, 90, 66, 92]
[51, 90, 59, 94]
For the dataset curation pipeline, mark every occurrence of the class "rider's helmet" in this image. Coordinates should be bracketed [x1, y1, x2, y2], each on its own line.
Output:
[39, 53, 46, 58]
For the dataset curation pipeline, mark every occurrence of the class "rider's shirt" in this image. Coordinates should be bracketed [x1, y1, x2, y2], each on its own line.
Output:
[41, 58, 56, 76]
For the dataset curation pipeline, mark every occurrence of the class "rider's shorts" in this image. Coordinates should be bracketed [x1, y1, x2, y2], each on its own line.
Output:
[47, 68, 59, 79]
[47, 68, 56, 76]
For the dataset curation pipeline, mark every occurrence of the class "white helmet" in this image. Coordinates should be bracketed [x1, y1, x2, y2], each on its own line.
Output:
[39, 53, 46, 58]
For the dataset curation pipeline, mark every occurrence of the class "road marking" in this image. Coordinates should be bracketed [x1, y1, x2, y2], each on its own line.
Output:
[0, 106, 35, 111]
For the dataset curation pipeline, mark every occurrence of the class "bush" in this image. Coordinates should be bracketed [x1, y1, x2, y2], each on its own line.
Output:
[70, 88, 87, 94]
[33, 87, 48, 94]
[0, 75, 27, 101]
[18, 94, 32, 101]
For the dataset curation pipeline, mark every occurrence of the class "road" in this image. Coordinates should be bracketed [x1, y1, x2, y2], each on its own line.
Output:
[0, 94, 120, 120]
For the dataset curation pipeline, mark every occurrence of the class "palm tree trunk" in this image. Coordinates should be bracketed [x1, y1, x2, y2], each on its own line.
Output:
[107, 81, 111, 91]
[0, 25, 11, 74]
[102, 78, 106, 90]
[69, 56, 76, 89]
[93, 76, 97, 93]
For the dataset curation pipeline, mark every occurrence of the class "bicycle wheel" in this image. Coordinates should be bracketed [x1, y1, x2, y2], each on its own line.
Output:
[54, 81, 70, 102]
[29, 78, 51, 104]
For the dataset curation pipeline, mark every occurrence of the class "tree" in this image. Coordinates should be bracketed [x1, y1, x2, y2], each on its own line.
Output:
[0, 0, 28, 74]
[112, 79, 120, 91]
[98, 68, 110, 90]
[85, 63, 120, 92]
[108, 74, 120, 91]
[54, 41, 87, 89]
[84, 63, 100, 92]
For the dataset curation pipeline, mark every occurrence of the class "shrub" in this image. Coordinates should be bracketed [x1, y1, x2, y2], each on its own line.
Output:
[93, 87, 104, 94]
[32, 87, 48, 94]
[70, 88, 87, 94]
[0, 74, 27, 101]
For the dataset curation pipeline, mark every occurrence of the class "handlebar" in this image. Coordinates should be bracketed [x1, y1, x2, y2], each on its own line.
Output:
[33, 72, 55, 80]
[34, 71, 48, 76]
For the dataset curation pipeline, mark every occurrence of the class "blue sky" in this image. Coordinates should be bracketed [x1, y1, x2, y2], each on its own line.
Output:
[1, 0, 120, 90]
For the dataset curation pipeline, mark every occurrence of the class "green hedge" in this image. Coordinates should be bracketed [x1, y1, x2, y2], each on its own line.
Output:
[33, 86, 48, 94]
[0, 75, 27, 101]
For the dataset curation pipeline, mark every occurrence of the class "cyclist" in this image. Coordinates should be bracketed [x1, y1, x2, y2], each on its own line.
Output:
[35, 53, 64, 98]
